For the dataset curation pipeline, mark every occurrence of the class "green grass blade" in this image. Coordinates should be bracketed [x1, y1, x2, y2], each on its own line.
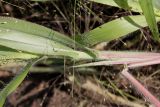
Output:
[89, 0, 160, 16]
[0, 17, 77, 49]
[89, 0, 142, 12]
[0, 58, 38, 107]
[82, 15, 160, 46]
[0, 35, 92, 59]
[0, 46, 38, 60]
[139, 0, 159, 41]
[0, 28, 71, 54]
[0, 17, 94, 55]
[0, 17, 94, 60]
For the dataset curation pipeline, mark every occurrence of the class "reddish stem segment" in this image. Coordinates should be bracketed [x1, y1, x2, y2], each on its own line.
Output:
[128, 58, 160, 68]
[121, 68, 160, 107]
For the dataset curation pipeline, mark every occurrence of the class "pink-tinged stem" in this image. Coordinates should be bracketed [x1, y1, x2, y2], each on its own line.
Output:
[128, 58, 160, 68]
[99, 51, 160, 59]
[121, 68, 160, 107]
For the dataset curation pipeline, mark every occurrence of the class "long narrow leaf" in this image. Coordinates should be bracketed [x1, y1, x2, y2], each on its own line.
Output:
[90, 0, 141, 12]
[74, 51, 160, 67]
[0, 46, 38, 60]
[82, 15, 160, 46]
[0, 58, 38, 107]
[89, 0, 160, 16]
[0, 17, 74, 48]
[139, 0, 159, 41]
[0, 17, 96, 58]
[0, 17, 93, 60]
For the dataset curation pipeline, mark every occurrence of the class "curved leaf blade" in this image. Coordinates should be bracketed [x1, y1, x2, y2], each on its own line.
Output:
[0, 17, 96, 58]
[0, 17, 93, 60]
[0, 17, 75, 48]
[82, 15, 160, 46]
[0, 59, 36, 107]
[89, 0, 160, 16]
[139, 0, 159, 41]
[90, 0, 141, 12]
[0, 46, 38, 60]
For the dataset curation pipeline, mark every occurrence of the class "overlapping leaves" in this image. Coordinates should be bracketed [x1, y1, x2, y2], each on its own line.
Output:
[1, 0, 160, 106]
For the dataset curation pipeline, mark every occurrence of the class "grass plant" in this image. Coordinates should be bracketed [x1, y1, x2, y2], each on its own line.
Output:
[0, 0, 160, 106]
